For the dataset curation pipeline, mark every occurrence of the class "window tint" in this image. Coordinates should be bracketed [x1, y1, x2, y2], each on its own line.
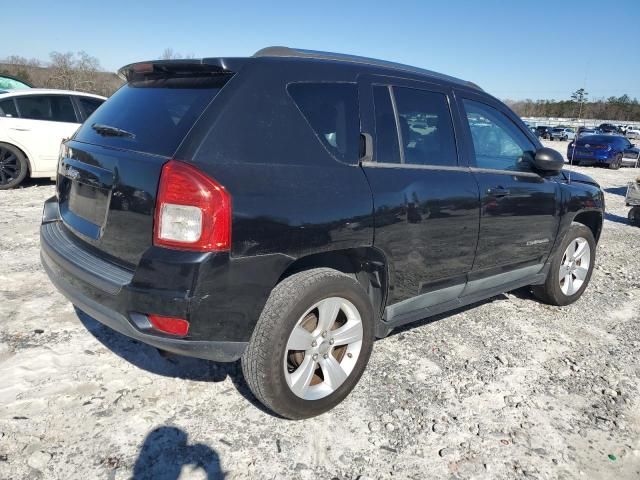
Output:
[393, 87, 458, 166]
[0, 99, 17, 117]
[463, 99, 535, 171]
[287, 83, 359, 163]
[15, 95, 77, 123]
[372, 85, 401, 164]
[77, 96, 104, 119]
[75, 75, 230, 157]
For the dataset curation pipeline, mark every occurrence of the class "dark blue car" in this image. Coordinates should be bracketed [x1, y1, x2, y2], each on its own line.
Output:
[567, 134, 639, 169]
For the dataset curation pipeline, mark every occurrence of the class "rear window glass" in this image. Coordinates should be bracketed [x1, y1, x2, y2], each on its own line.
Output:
[0, 99, 17, 117]
[579, 135, 613, 143]
[74, 75, 231, 157]
[77, 96, 104, 119]
[287, 82, 359, 163]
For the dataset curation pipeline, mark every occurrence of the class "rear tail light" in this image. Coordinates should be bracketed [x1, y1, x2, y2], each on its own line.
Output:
[154, 160, 231, 251]
[148, 314, 190, 336]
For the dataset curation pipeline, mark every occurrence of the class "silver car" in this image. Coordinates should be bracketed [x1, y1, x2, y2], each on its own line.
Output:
[550, 127, 576, 141]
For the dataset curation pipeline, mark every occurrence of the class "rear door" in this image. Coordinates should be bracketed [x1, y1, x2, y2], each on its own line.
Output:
[58, 70, 232, 267]
[8, 94, 80, 174]
[359, 76, 480, 309]
[455, 91, 560, 289]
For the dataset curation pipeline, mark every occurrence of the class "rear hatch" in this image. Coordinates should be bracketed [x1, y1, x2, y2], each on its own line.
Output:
[57, 62, 234, 267]
[574, 135, 610, 156]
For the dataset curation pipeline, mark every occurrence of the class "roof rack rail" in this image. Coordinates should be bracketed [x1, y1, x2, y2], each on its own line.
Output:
[253, 46, 482, 91]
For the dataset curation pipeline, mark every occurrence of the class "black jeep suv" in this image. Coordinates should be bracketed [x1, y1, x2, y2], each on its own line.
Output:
[41, 47, 604, 419]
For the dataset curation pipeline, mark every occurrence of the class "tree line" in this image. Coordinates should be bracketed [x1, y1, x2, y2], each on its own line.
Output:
[505, 89, 640, 122]
[3, 54, 640, 122]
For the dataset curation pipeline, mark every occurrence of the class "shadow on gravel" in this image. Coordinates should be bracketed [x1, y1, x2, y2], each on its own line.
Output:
[385, 293, 509, 338]
[604, 186, 628, 197]
[133, 426, 224, 479]
[76, 309, 279, 417]
[604, 211, 630, 225]
[18, 177, 55, 188]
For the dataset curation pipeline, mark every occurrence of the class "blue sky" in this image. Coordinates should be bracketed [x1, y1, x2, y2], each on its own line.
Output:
[3, 0, 639, 100]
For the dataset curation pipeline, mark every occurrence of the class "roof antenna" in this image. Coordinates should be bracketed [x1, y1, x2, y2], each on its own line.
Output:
[568, 67, 589, 184]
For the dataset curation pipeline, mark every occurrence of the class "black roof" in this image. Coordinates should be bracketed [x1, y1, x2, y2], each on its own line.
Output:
[253, 46, 482, 91]
[119, 46, 482, 91]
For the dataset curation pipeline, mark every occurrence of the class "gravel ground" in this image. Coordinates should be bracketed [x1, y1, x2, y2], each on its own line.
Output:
[1, 140, 639, 480]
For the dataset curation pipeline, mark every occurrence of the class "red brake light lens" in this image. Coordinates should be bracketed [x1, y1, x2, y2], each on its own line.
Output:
[154, 160, 231, 251]
[148, 314, 190, 336]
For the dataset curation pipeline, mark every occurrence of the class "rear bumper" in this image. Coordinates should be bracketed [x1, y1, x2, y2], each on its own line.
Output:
[40, 197, 292, 361]
[41, 249, 247, 361]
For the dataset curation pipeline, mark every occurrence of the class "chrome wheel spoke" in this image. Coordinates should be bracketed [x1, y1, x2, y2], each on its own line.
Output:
[573, 266, 588, 281]
[319, 355, 348, 390]
[317, 297, 342, 332]
[565, 274, 575, 294]
[331, 320, 363, 347]
[289, 355, 316, 397]
[287, 326, 314, 350]
[573, 240, 588, 261]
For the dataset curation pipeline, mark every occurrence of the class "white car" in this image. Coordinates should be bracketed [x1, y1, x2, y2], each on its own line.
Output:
[626, 127, 640, 140]
[0, 89, 106, 189]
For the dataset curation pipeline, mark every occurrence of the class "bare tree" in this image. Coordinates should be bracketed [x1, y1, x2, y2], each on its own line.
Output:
[160, 48, 196, 60]
[46, 51, 104, 93]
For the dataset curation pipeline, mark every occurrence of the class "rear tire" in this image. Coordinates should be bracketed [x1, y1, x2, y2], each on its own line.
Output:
[0, 143, 28, 189]
[629, 207, 640, 226]
[532, 223, 596, 306]
[241, 268, 375, 419]
[609, 153, 622, 170]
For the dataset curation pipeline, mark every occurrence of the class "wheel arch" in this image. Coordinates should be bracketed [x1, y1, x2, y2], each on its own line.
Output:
[572, 209, 603, 243]
[277, 247, 389, 321]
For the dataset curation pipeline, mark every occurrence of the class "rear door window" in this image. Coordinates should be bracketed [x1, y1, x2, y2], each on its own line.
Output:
[74, 75, 231, 157]
[372, 85, 401, 164]
[16, 95, 78, 123]
[76, 96, 104, 119]
[0, 99, 17, 117]
[287, 82, 359, 163]
[392, 87, 458, 166]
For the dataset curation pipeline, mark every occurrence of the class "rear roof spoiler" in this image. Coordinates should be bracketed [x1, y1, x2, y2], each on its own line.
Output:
[118, 58, 247, 82]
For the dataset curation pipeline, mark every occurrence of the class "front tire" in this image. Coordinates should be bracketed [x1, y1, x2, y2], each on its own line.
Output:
[241, 268, 375, 419]
[532, 223, 596, 306]
[0, 143, 28, 189]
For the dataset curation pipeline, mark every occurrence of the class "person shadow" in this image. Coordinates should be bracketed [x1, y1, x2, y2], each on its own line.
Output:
[133, 426, 224, 479]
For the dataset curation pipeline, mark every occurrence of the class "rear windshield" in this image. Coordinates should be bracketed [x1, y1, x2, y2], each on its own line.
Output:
[74, 75, 231, 157]
[578, 135, 613, 143]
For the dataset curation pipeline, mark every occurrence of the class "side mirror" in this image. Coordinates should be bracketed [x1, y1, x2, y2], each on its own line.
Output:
[532, 147, 564, 172]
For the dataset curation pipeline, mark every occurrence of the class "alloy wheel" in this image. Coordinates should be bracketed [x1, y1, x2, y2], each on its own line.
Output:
[283, 297, 363, 400]
[0, 146, 21, 186]
[559, 237, 591, 296]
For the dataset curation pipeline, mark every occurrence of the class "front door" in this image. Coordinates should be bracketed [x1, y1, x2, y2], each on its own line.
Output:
[456, 93, 560, 290]
[359, 77, 480, 313]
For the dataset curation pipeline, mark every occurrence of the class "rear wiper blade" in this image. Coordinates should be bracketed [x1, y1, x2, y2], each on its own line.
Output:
[91, 123, 136, 139]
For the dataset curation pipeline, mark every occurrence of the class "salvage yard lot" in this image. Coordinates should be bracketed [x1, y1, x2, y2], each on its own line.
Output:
[1, 140, 639, 479]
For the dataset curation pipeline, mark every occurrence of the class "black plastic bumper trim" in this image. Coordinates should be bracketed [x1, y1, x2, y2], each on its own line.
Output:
[41, 250, 247, 362]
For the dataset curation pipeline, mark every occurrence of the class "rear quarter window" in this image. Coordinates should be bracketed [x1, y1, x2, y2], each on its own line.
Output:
[74, 75, 231, 157]
[287, 82, 360, 163]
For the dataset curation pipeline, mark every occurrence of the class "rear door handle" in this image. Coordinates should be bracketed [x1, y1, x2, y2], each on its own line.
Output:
[487, 187, 510, 197]
[9, 127, 30, 132]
